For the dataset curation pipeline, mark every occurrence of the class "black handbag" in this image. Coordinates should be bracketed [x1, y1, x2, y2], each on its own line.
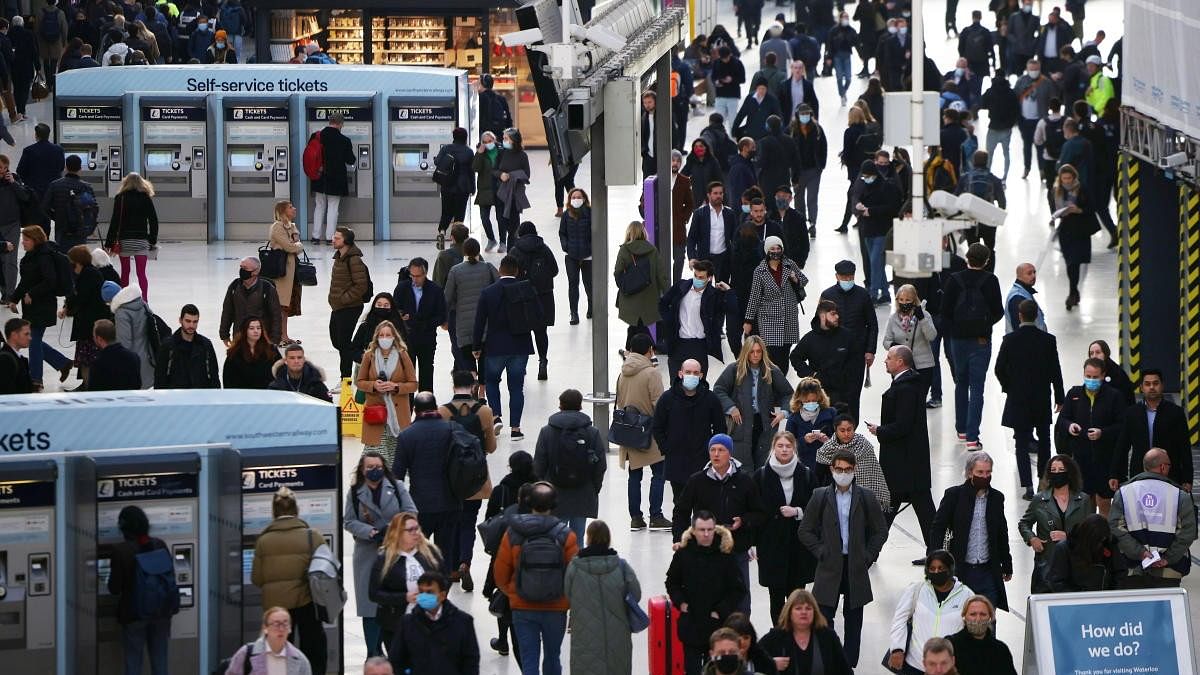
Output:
[607, 405, 653, 449]
[615, 252, 652, 295]
[258, 245, 288, 279]
[295, 249, 318, 286]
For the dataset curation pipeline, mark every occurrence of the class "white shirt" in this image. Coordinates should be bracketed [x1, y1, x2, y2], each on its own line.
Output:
[264, 640, 288, 675]
[647, 113, 655, 158]
[1043, 26, 1058, 57]
[404, 552, 423, 613]
[679, 286, 706, 339]
[708, 204, 726, 254]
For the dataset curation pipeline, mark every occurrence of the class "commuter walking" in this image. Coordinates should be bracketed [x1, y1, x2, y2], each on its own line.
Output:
[658, 260, 739, 383]
[758, 589, 854, 675]
[393, 257, 445, 392]
[388, 570, 479, 675]
[0, 154, 23, 299]
[653, 357, 728, 499]
[394, 392, 462, 570]
[564, 520, 641, 675]
[742, 236, 807, 371]
[885, 551, 973, 674]
[219, 257, 282, 346]
[61, 244, 112, 382]
[250, 487, 327, 671]
[615, 333, 668, 531]
[43, 155, 96, 249]
[1052, 164, 1097, 310]
[154, 303, 220, 389]
[788, 104, 827, 240]
[559, 187, 593, 323]
[4, 226, 69, 389]
[107, 505, 177, 675]
[941, 244, 1004, 450]
[268, 200, 304, 345]
[309, 113, 353, 244]
[224, 607, 313, 675]
[817, 261, 876, 420]
[1013, 60, 1060, 179]
[534, 389, 606, 543]
[8, 16, 37, 120]
[1056, 358, 1126, 515]
[948, 596, 1020, 675]
[882, 285, 938, 402]
[1109, 448, 1198, 589]
[439, 369, 498, 592]
[433, 127, 475, 246]
[790, 300, 855, 414]
[1110, 369, 1192, 490]
[444, 238, 498, 374]
[482, 452, 535, 661]
[473, 132, 500, 250]
[222, 317, 276, 389]
[104, 172, 158, 302]
[477, 74, 513, 141]
[202, 29, 235, 62]
[1017, 455, 1089, 592]
[433, 222, 467, 288]
[681, 139, 726, 212]
[328, 226, 370, 379]
[105, 282, 153, 388]
[712, 46, 747, 129]
[36, 0, 67, 87]
[685, 182, 737, 283]
[752, 431, 818, 621]
[0, 316, 33, 394]
[268, 344, 331, 401]
[473, 255, 536, 439]
[1004, 263, 1045, 333]
[509, 221, 559, 379]
[665, 511, 745, 675]
[785, 377, 837, 474]
[713, 336, 794, 468]
[344, 452, 416, 657]
[930, 452, 1013, 610]
[815, 414, 892, 511]
[357, 320, 417, 464]
[16, 123, 62, 236]
[614, 220, 669, 341]
[369, 512, 442, 652]
[980, 76, 1019, 182]
[494, 128, 531, 252]
[351, 293, 404, 365]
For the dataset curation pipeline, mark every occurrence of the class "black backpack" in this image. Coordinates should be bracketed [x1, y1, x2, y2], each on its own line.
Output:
[1042, 117, 1066, 159]
[500, 280, 545, 334]
[40, 6, 61, 41]
[445, 422, 488, 500]
[443, 399, 485, 439]
[963, 169, 995, 203]
[511, 520, 570, 603]
[515, 247, 554, 293]
[952, 272, 993, 336]
[962, 29, 990, 63]
[550, 423, 598, 489]
[432, 148, 458, 188]
[132, 545, 180, 621]
[144, 311, 172, 366]
[856, 122, 882, 155]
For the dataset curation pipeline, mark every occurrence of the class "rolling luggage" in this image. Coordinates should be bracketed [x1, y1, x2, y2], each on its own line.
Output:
[648, 595, 684, 675]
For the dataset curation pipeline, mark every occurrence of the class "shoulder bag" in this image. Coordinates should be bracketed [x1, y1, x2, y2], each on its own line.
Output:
[294, 249, 318, 286]
[258, 241, 288, 278]
[621, 560, 650, 633]
[615, 251, 652, 295]
[881, 583, 918, 673]
[608, 405, 653, 449]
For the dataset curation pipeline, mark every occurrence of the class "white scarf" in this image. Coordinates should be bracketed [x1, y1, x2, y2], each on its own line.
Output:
[375, 348, 401, 437]
[798, 407, 819, 423]
[769, 453, 798, 503]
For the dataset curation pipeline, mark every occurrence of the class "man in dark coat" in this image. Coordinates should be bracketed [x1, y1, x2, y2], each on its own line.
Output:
[473, 255, 536, 438]
[770, 185, 809, 270]
[310, 112, 354, 244]
[508, 221, 559, 380]
[754, 115, 798, 201]
[394, 256, 446, 393]
[775, 60, 819, 122]
[941, 243, 1005, 449]
[995, 300, 1064, 498]
[665, 512, 745, 675]
[653, 358, 727, 495]
[434, 126, 475, 238]
[394, 392, 462, 572]
[267, 344, 331, 401]
[154, 304, 220, 389]
[0, 316, 33, 394]
[477, 73, 512, 140]
[1109, 369, 1192, 492]
[731, 78, 782, 141]
[389, 571, 479, 675]
[869, 346, 936, 554]
[42, 155, 96, 249]
[685, 184, 738, 283]
[791, 300, 854, 411]
[930, 451, 1013, 611]
[819, 260, 877, 420]
[7, 17, 38, 120]
[532, 388, 606, 544]
[1056, 358, 1128, 512]
[658, 261, 740, 382]
[87, 319, 141, 391]
[16, 123, 62, 236]
[218, 256, 282, 345]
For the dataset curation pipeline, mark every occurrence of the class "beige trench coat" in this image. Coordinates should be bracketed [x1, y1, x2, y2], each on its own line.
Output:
[614, 351, 665, 470]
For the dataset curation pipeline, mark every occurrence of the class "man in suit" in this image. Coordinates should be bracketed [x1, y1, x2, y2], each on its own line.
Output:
[1056, 358, 1128, 516]
[15, 123, 63, 237]
[0, 316, 32, 394]
[658, 260, 740, 383]
[394, 257, 446, 393]
[640, 89, 659, 179]
[930, 451, 1013, 611]
[995, 299, 1065, 499]
[668, 151, 695, 281]
[776, 60, 819, 122]
[731, 77, 782, 141]
[87, 319, 142, 391]
[868, 345, 936, 561]
[473, 255, 535, 440]
[797, 448, 888, 668]
[685, 182, 738, 283]
[1110, 369, 1193, 492]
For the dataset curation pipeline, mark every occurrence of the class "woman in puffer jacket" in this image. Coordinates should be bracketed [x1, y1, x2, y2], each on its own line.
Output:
[564, 520, 641, 675]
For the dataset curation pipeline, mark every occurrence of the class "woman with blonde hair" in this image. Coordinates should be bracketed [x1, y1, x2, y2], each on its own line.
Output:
[356, 320, 417, 466]
[758, 588, 854, 674]
[368, 512, 442, 649]
[103, 172, 158, 301]
[613, 220, 668, 343]
[713, 335, 794, 467]
[786, 377, 837, 472]
[947, 595, 1018, 675]
[1052, 163, 1096, 310]
[882, 284, 938, 401]
[839, 107, 873, 233]
[223, 606, 313, 675]
[268, 200, 305, 345]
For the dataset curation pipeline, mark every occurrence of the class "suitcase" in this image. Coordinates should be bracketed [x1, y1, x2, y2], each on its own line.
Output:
[648, 595, 684, 675]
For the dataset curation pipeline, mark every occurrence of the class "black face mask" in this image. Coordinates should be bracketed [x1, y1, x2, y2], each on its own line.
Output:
[1049, 472, 1070, 488]
[372, 307, 391, 318]
[767, 251, 784, 261]
[926, 570, 951, 586]
[971, 476, 991, 491]
[238, 268, 253, 281]
[714, 654, 742, 674]
[898, 302, 915, 313]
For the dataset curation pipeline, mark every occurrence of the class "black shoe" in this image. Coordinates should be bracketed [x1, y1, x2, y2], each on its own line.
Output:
[808, 225, 817, 238]
[1022, 488, 1035, 501]
[1107, 234, 1118, 249]
[586, 308, 593, 319]
[310, 238, 320, 245]
[511, 428, 525, 440]
[490, 638, 510, 656]
[570, 314, 580, 325]
[649, 515, 673, 530]
[631, 516, 648, 530]
[538, 360, 548, 380]
[834, 225, 848, 234]
[459, 564, 474, 592]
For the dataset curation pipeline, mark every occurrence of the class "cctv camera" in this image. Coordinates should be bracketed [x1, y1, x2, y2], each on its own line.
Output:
[1161, 151, 1189, 168]
[501, 27, 544, 47]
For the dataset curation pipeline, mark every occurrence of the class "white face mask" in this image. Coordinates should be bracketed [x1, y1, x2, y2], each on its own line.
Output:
[832, 471, 855, 487]
[570, 198, 584, 209]
[378, 337, 394, 350]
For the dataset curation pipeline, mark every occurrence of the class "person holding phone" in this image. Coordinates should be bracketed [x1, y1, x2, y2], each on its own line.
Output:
[758, 589, 853, 675]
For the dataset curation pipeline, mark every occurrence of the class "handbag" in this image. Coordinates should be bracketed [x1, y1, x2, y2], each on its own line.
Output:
[363, 404, 387, 425]
[615, 251, 652, 295]
[608, 405, 653, 449]
[488, 589, 510, 618]
[881, 585, 918, 673]
[258, 244, 288, 278]
[620, 561, 649, 632]
[294, 249, 318, 286]
[31, 72, 48, 102]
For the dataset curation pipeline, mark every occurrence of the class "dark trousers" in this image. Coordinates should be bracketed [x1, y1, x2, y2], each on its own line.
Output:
[329, 305, 362, 378]
[1013, 424, 1052, 488]
[819, 556, 864, 667]
[1017, 118, 1039, 174]
[769, 585, 797, 626]
[409, 340, 436, 392]
[767, 344, 792, 376]
[843, 358, 866, 422]
[496, 201, 521, 248]
[289, 602, 327, 674]
[478, 204, 497, 243]
[1118, 574, 1182, 589]
[448, 313, 469, 372]
[439, 191, 468, 231]
[887, 490, 937, 548]
[930, 314, 949, 402]
[916, 367, 934, 404]
[418, 510, 461, 574]
[533, 325, 548, 362]
[667, 338, 711, 385]
[12, 70, 31, 115]
[958, 562, 1002, 609]
[563, 255, 593, 318]
[457, 498, 483, 565]
[683, 644, 708, 675]
[710, 250, 730, 284]
[628, 461, 666, 518]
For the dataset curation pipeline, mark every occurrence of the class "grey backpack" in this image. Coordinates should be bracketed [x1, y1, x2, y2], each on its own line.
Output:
[306, 530, 346, 622]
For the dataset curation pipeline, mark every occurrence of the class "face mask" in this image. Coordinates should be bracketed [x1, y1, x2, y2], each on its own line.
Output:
[198, 23, 209, 30]
[216, 41, 226, 49]
[767, 251, 784, 261]
[832, 471, 855, 487]
[741, 204, 751, 214]
[694, 147, 706, 157]
[1027, 69, 1040, 78]
[1084, 377, 1101, 391]
[1049, 472, 1070, 488]
[484, 142, 495, 150]
[970, 475, 991, 491]
[926, 570, 951, 586]
[798, 114, 812, 124]
[899, 302, 915, 312]
[802, 401, 820, 412]
[887, 26, 898, 34]
[862, 176, 877, 184]
[1022, 4, 1033, 11]
[238, 268, 252, 281]
[378, 337, 394, 350]
[714, 654, 742, 675]
[964, 618, 990, 637]
[692, 277, 707, 290]
[775, 198, 790, 209]
[502, 140, 513, 150]
[838, 280, 855, 291]
[840, 19, 850, 26]
[372, 307, 391, 318]
[955, 67, 965, 77]
[682, 374, 701, 391]
[570, 198, 584, 209]
[899, 26, 908, 34]
[365, 467, 385, 482]
[415, 593, 439, 611]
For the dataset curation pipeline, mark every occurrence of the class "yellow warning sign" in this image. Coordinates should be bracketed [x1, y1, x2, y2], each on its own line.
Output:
[340, 377, 362, 437]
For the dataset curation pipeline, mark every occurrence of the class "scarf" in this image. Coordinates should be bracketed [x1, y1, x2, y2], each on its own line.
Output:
[375, 348, 402, 437]
[798, 407, 819, 423]
[769, 453, 798, 503]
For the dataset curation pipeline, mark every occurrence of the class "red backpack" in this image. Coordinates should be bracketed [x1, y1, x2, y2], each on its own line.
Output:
[302, 132, 324, 181]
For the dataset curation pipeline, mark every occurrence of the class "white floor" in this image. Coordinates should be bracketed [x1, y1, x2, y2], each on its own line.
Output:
[5, 1, 1195, 672]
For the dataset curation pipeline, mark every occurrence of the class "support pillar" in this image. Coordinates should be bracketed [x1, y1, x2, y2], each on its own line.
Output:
[590, 116, 612, 434]
[654, 53, 674, 282]
[1180, 185, 1200, 445]
[1118, 152, 1143, 382]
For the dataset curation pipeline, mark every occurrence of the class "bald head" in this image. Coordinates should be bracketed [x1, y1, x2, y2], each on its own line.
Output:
[1143, 448, 1171, 475]
[1016, 263, 1036, 286]
[886, 345, 914, 374]
[413, 391, 437, 414]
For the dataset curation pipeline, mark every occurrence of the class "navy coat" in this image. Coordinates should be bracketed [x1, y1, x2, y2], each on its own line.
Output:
[16, 140, 64, 196]
[86, 343, 143, 391]
[392, 279, 446, 349]
[685, 204, 738, 262]
[472, 277, 535, 357]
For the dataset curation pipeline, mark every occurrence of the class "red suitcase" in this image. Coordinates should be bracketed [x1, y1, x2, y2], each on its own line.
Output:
[648, 595, 684, 675]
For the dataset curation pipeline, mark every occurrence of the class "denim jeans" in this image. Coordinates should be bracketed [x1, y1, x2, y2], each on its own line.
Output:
[833, 53, 852, 96]
[985, 126, 1013, 179]
[959, 563, 1001, 609]
[715, 97, 740, 130]
[628, 461, 665, 518]
[930, 315, 950, 402]
[121, 618, 171, 675]
[865, 236, 889, 302]
[1013, 424, 1052, 488]
[512, 609, 568, 675]
[484, 354, 529, 427]
[561, 516, 587, 545]
[949, 338, 992, 442]
[29, 323, 70, 382]
[457, 498, 483, 565]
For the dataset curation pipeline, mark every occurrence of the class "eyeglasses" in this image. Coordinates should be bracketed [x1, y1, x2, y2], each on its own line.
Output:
[267, 621, 291, 629]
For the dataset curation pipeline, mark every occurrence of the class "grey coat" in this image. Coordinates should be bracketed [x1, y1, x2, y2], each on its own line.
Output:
[564, 552, 641, 675]
[110, 284, 154, 388]
[713, 362, 794, 467]
[342, 478, 417, 617]
[798, 485, 889, 609]
[534, 410, 607, 518]
[444, 259, 498, 347]
[881, 309, 938, 369]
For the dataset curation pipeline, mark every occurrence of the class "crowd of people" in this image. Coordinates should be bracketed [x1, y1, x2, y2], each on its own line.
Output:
[0, 1, 1193, 675]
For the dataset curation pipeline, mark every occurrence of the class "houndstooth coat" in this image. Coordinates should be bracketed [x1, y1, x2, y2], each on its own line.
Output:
[744, 258, 808, 346]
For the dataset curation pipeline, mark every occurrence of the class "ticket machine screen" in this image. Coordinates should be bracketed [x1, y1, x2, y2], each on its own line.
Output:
[145, 151, 175, 170]
[229, 150, 258, 170]
[393, 150, 424, 169]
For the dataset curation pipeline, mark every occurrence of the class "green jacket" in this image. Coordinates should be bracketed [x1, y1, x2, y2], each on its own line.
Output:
[1017, 489, 1090, 561]
[472, 149, 498, 206]
[1085, 71, 1114, 115]
[613, 239, 669, 326]
[564, 551, 640, 675]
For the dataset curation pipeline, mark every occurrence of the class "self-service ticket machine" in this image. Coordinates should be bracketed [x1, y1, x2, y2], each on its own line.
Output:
[307, 102, 373, 240]
[0, 460, 57, 673]
[95, 453, 201, 675]
[387, 99, 457, 239]
[224, 104, 292, 241]
[56, 102, 125, 217]
[139, 102, 208, 241]
[241, 447, 341, 674]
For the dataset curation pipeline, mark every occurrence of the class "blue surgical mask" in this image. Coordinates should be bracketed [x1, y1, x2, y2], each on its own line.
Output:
[802, 401, 820, 412]
[1021, 4, 1033, 12]
[798, 114, 812, 124]
[741, 204, 751, 214]
[1083, 377, 1101, 391]
[775, 198, 789, 209]
[899, 26, 908, 35]
[416, 592, 439, 611]
[682, 374, 701, 391]
[955, 67, 964, 77]
[502, 140, 513, 150]
[365, 467, 384, 482]
[484, 142, 495, 150]
[216, 41, 226, 49]
[692, 277, 707, 290]
[838, 280, 855, 291]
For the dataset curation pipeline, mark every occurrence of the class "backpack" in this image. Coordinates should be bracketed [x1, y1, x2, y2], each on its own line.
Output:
[431, 148, 457, 188]
[49, 245, 74, 297]
[951, 272, 992, 336]
[39, 7, 61, 41]
[484, 91, 512, 133]
[515, 247, 554, 293]
[71, 186, 100, 237]
[131, 545, 180, 620]
[306, 529, 347, 622]
[549, 423, 598, 489]
[144, 311, 171, 366]
[962, 29, 990, 63]
[445, 421, 489, 501]
[511, 521, 571, 603]
[927, 153, 958, 193]
[963, 169, 995, 203]
[856, 122, 882, 155]
[218, 3, 242, 35]
[215, 642, 255, 675]
[302, 132, 324, 181]
[361, 265, 374, 303]
[500, 279, 545, 333]
[1042, 116, 1066, 159]
[443, 399, 485, 440]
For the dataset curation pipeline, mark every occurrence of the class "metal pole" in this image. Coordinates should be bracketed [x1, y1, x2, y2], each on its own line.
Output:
[655, 53, 674, 281]
[910, 0, 925, 217]
[590, 116, 612, 434]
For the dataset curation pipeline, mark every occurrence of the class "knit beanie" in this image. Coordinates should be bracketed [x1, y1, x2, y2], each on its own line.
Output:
[708, 433, 734, 453]
[100, 281, 121, 303]
[764, 235, 784, 254]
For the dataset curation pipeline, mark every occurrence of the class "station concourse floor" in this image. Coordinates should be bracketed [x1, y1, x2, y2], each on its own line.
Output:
[4, 0, 1196, 671]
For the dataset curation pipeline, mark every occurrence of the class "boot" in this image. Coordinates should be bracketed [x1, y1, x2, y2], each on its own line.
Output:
[538, 359, 548, 380]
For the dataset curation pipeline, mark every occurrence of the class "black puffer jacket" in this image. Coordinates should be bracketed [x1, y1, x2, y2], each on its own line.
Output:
[791, 315, 856, 406]
[559, 207, 592, 260]
[267, 359, 331, 401]
[818, 282, 878, 354]
[8, 243, 58, 328]
[652, 382, 727, 484]
[64, 264, 113, 341]
[664, 526, 745, 647]
[104, 189, 159, 246]
[509, 233, 559, 325]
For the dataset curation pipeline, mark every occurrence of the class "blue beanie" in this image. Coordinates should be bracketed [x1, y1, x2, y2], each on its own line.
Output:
[100, 281, 122, 303]
[708, 433, 734, 453]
